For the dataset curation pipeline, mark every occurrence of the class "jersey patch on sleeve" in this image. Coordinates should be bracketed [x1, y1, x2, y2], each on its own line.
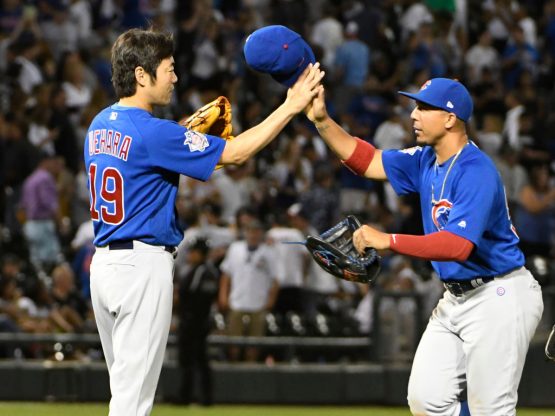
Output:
[184, 130, 209, 152]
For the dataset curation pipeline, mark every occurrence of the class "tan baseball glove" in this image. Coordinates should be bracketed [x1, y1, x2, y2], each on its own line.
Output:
[180, 96, 233, 139]
[180, 96, 233, 170]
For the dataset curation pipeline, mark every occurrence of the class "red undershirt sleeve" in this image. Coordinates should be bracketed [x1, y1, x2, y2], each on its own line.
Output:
[389, 231, 474, 262]
[341, 137, 376, 176]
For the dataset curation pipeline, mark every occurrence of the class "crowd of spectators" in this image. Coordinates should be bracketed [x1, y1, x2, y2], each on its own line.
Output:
[0, 0, 554, 363]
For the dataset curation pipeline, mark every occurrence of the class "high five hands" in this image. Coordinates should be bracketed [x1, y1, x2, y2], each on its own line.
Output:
[286, 63, 325, 114]
[304, 78, 328, 125]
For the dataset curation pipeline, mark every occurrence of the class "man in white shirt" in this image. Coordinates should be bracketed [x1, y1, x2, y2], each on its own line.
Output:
[13, 38, 43, 95]
[310, 4, 343, 71]
[464, 30, 499, 84]
[219, 219, 278, 361]
[266, 214, 309, 316]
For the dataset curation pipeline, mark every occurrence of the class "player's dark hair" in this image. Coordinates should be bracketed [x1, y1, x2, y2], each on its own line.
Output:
[111, 28, 174, 99]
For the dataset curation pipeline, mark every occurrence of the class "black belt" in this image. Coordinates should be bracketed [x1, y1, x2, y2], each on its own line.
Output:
[107, 240, 175, 255]
[443, 277, 494, 297]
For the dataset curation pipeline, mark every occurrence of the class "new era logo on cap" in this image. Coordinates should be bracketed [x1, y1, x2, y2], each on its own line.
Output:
[244, 25, 316, 87]
[399, 78, 473, 122]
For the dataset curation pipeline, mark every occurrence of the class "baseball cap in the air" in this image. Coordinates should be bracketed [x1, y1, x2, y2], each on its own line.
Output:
[398, 78, 473, 122]
[243, 25, 316, 87]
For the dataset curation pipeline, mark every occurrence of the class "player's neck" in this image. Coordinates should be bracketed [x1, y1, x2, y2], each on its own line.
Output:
[434, 135, 469, 165]
[118, 95, 153, 113]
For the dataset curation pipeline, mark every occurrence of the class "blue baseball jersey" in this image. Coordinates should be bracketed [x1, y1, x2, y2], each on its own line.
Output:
[84, 104, 226, 247]
[382, 141, 524, 281]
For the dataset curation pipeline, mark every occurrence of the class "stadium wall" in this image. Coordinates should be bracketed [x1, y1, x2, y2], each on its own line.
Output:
[0, 343, 553, 406]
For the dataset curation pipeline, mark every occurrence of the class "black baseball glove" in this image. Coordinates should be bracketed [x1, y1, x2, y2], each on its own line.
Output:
[306, 215, 381, 284]
[546, 324, 555, 362]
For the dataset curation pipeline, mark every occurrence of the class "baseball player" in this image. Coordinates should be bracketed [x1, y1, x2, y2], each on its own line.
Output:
[306, 78, 543, 415]
[84, 28, 323, 416]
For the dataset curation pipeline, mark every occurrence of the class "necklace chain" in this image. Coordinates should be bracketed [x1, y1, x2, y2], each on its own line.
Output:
[431, 142, 469, 205]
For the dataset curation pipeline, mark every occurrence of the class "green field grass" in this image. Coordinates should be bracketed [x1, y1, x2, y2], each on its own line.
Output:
[0, 403, 554, 416]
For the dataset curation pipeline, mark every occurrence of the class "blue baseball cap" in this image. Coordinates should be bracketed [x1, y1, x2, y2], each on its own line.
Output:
[243, 25, 316, 87]
[398, 78, 473, 122]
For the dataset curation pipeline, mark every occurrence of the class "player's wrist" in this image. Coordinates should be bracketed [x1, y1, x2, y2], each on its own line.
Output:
[369, 231, 391, 250]
[314, 115, 331, 130]
[278, 100, 299, 119]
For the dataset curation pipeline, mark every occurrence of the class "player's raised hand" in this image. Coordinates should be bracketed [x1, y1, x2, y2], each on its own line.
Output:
[284, 62, 325, 114]
[305, 85, 327, 124]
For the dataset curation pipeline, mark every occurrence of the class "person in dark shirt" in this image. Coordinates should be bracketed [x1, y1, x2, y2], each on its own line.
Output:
[177, 238, 220, 405]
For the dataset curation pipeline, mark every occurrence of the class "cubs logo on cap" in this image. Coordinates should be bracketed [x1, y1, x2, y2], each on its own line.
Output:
[243, 25, 316, 87]
[399, 78, 473, 122]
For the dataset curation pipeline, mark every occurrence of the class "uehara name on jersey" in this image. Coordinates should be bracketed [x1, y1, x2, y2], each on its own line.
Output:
[88, 128, 133, 161]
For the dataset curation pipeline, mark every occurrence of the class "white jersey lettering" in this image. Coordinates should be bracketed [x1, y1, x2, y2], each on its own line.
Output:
[89, 129, 133, 161]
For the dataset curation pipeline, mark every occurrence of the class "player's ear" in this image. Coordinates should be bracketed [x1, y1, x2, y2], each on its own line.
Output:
[445, 112, 457, 129]
[135, 66, 147, 87]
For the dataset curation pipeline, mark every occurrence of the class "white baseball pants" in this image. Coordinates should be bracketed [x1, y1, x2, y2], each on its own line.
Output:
[91, 241, 175, 416]
[407, 267, 543, 416]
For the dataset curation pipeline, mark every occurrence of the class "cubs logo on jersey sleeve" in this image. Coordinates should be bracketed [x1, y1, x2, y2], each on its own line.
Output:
[432, 199, 452, 231]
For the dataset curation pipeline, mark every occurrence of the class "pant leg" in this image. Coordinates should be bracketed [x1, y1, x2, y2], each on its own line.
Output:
[248, 310, 267, 337]
[457, 269, 543, 416]
[244, 311, 266, 362]
[178, 320, 211, 405]
[227, 310, 245, 361]
[90, 251, 116, 369]
[23, 220, 61, 269]
[37, 220, 61, 264]
[91, 246, 174, 416]
[408, 294, 466, 416]
[227, 310, 245, 336]
[196, 330, 212, 405]
[177, 321, 195, 404]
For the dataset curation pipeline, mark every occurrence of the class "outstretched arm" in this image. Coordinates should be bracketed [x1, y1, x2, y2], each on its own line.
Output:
[306, 87, 387, 180]
[352, 225, 474, 261]
[219, 63, 325, 165]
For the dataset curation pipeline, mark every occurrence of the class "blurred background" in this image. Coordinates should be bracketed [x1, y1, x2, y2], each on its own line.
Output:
[0, 0, 554, 408]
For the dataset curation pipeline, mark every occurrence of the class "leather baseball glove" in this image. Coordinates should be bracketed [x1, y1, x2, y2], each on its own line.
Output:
[306, 215, 381, 284]
[546, 324, 555, 362]
[180, 96, 233, 169]
[180, 96, 233, 139]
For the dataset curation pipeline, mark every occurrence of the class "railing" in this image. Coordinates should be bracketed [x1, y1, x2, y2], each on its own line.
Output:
[0, 291, 439, 363]
[0, 333, 371, 348]
[0, 332, 372, 362]
[4, 286, 549, 364]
